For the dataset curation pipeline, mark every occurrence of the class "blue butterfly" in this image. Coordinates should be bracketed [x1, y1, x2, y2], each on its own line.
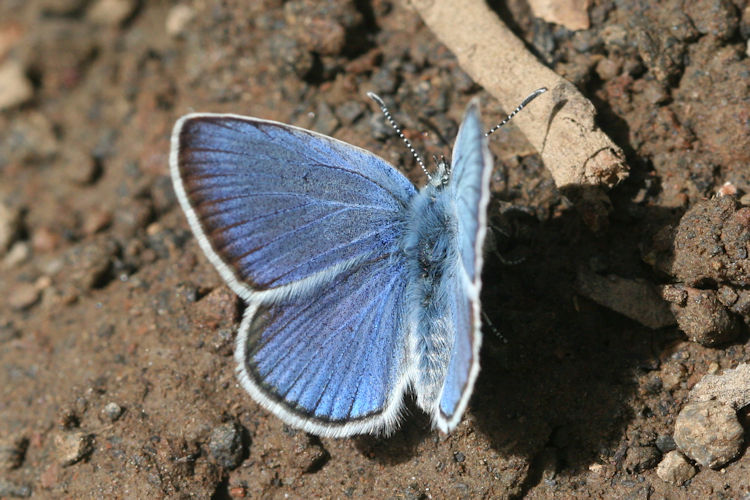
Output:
[170, 90, 545, 437]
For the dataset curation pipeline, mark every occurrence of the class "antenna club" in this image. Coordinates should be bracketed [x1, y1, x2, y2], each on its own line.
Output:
[367, 92, 386, 108]
[485, 87, 547, 137]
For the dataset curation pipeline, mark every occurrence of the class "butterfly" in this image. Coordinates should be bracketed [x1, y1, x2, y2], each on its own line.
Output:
[170, 89, 545, 437]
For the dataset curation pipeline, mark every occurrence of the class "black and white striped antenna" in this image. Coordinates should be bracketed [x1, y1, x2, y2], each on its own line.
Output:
[368, 87, 547, 179]
[368, 92, 432, 181]
[485, 87, 547, 137]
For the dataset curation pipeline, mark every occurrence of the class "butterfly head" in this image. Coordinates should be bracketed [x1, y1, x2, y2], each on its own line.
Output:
[429, 154, 451, 189]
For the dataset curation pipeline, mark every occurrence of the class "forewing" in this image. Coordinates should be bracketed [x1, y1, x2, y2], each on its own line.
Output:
[435, 101, 491, 432]
[235, 256, 410, 437]
[449, 100, 492, 285]
[170, 113, 416, 303]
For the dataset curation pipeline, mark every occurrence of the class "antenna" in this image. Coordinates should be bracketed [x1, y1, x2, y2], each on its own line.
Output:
[367, 92, 432, 181]
[485, 87, 547, 137]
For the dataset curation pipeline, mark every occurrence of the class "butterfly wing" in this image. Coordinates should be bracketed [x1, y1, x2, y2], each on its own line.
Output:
[170, 114, 417, 436]
[236, 256, 410, 437]
[435, 100, 492, 432]
[170, 114, 416, 303]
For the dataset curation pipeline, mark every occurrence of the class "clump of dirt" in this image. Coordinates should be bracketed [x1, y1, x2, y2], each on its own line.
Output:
[650, 196, 750, 345]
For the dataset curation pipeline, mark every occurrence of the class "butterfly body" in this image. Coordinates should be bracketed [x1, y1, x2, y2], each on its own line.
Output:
[401, 168, 460, 416]
[171, 99, 490, 437]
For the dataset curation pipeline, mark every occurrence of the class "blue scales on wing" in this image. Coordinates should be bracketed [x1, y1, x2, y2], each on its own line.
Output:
[449, 101, 492, 285]
[171, 114, 418, 436]
[172, 114, 416, 300]
[236, 256, 409, 435]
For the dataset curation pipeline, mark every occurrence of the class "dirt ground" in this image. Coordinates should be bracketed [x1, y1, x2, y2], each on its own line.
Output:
[1, 0, 749, 498]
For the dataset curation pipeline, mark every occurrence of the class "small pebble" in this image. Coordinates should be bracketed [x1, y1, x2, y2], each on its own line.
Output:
[635, 27, 685, 83]
[101, 402, 123, 421]
[640, 80, 669, 105]
[595, 57, 621, 81]
[655, 434, 677, 453]
[659, 363, 686, 391]
[194, 286, 237, 326]
[600, 24, 628, 49]
[291, 436, 329, 473]
[208, 422, 246, 470]
[82, 209, 112, 235]
[0, 60, 33, 110]
[656, 450, 696, 485]
[228, 486, 248, 498]
[87, 0, 137, 25]
[624, 445, 661, 473]
[670, 288, 740, 346]
[267, 33, 313, 79]
[661, 284, 688, 306]
[3, 241, 30, 268]
[54, 431, 94, 466]
[63, 237, 118, 291]
[9, 282, 40, 311]
[729, 290, 750, 316]
[61, 147, 99, 185]
[211, 327, 234, 356]
[717, 181, 738, 197]
[673, 400, 744, 469]
[165, 4, 195, 37]
[31, 227, 61, 253]
[588, 463, 605, 475]
[296, 18, 346, 56]
[717, 285, 738, 307]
